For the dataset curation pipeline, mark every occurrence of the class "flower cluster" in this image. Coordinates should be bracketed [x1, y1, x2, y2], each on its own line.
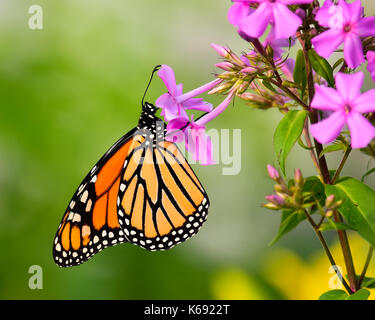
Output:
[155, 0, 375, 166]
[312, 0, 375, 69]
[154, 0, 375, 298]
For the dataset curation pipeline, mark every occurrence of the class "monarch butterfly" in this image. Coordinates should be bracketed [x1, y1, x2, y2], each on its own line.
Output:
[53, 69, 210, 267]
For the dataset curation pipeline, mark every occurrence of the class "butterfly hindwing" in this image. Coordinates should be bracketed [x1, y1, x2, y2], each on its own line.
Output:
[53, 129, 138, 267]
[117, 134, 210, 251]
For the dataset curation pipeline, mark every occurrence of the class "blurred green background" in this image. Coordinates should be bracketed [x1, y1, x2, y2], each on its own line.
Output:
[0, 0, 374, 299]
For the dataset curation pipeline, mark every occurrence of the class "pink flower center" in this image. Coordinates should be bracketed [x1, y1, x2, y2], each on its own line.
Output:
[344, 104, 352, 114]
[343, 23, 352, 33]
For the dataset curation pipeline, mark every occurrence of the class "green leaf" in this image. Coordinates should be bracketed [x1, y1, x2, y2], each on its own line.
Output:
[261, 79, 278, 93]
[274, 110, 308, 174]
[345, 288, 370, 300]
[308, 49, 335, 87]
[293, 50, 307, 95]
[269, 210, 306, 246]
[361, 167, 375, 182]
[319, 142, 347, 159]
[319, 221, 352, 232]
[297, 137, 314, 150]
[332, 58, 345, 71]
[302, 176, 325, 213]
[325, 177, 375, 248]
[358, 276, 375, 289]
[319, 289, 348, 300]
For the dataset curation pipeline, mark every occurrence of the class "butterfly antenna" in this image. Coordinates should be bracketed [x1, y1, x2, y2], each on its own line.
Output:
[142, 65, 162, 108]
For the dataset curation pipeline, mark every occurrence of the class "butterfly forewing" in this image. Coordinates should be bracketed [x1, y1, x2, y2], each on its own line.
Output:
[53, 130, 137, 267]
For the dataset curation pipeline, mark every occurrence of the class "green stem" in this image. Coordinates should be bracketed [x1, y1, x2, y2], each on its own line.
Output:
[358, 246, 374, 288]
[303, 209, 353, 294]
[333, 210, 358, 292]
[268, 78, 309, 110]
[302, 119, 321, 176]
[298, 32, 358, 293]
[331, 147, 352, 184]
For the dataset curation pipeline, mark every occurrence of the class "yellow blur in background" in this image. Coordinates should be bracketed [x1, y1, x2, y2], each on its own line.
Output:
[213, 234, 375, 300]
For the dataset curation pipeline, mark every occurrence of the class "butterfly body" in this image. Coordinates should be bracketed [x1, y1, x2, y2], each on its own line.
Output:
[53, 102, 209, 267]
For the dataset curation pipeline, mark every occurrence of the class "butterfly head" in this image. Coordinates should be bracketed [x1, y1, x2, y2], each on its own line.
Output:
[142, 101, 157, 115]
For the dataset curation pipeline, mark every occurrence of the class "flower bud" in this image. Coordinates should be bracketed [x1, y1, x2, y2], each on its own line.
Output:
[266, 45, 274, 60]
[267, 164, 280, 180]
[325, 194, 335, 209]
[294, 168, 304, 186]
[295, 8, 305, 20]
[263, 203, 280, 210]
[236, 81, 250, 95]
[229, 51, 247, 67]
[208, 81, 233, 95]
[241, 66, 257, 74]
[310, 29, 318, 36]
[331, 200, 344, 210]
[211, 43, 230, 59]
[217, 71, 237, 80]
[265, 194, 285, 206]
[325, 209, 334, 218]
[215, 62, 235, 71]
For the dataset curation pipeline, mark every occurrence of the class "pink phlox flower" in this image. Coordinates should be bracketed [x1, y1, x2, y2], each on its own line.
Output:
[166, 115, 214, 165]
[238, 0, 313, 40]
[228, 1, 254, 27]
[155, 65, 218, 122]
[367, 51, 375, 82]
[310, 72, 375, 148]
[312, 0, 375, 69]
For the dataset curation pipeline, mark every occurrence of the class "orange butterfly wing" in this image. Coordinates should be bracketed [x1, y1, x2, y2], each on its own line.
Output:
[53, 102, 210, 266]
[53, 130, 143, 267]
[117, 138, 209, 251]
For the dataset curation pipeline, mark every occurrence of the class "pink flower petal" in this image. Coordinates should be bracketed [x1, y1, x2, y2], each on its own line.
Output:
[239, 3, 273, 38]
[175, 83, 183, 96]
[314, 0, 334, 28]
[228, 2, 251, 27]
[347, 112, 375, 148]
[186, 127, 214, 165]
[352, 89, 375, 113]
[155, 93, 178, 115]
[337, 0, 351, 23]
[196, 91, 235, 127]
[182, 98, 213, 113]
[345, 0, 363, 24]
[367, 51, 375, 82]
[166, 117, 189, 143]
[310, 110, 346, 144]
[311, 84, 343, 111]
[273, 3, 302, 39]
[311, 29, 344, 59]
[157, 65, 177, 96]
[279, 0, 313, 4]
[335, 72, 363, 102]
[367, 51, 375, 68]
[354, 17, 375, 38]
[343, 32, 364, 69]
[175, 79, 221, 104]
